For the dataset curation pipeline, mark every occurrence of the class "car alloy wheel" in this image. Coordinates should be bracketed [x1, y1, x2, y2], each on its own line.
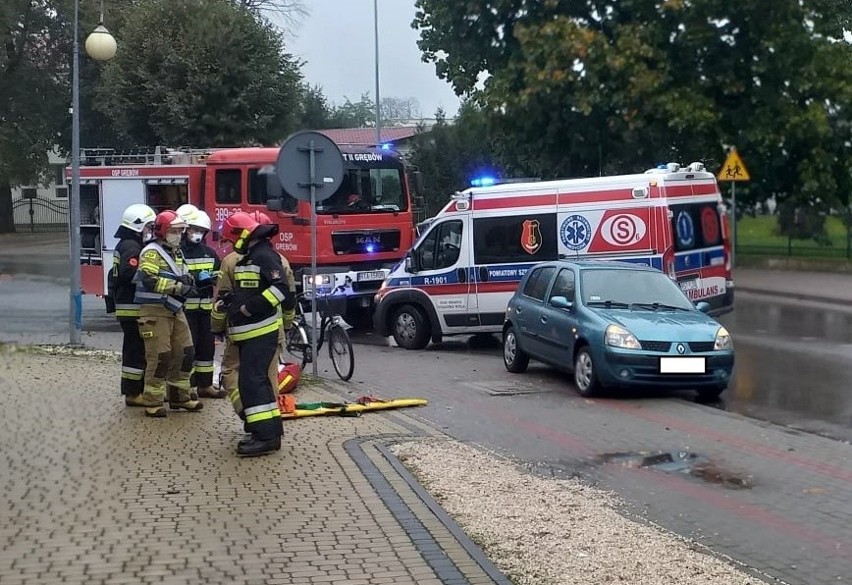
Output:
[574, 347, 598, 397]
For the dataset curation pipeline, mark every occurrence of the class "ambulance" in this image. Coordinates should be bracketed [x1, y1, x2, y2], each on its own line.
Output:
[373, 162, 734, 349]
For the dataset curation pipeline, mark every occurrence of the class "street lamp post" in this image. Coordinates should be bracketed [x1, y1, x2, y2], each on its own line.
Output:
[69, 0, 115, 346]
[373, 0, 380, 148]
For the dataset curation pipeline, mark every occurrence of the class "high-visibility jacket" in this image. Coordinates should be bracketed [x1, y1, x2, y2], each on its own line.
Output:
[180, 240, 220, 311]
[212, 249, 297, 333]
[226, 240, 295, 342]
[109, 233, 144, 320]
[134, 241, 190, 314]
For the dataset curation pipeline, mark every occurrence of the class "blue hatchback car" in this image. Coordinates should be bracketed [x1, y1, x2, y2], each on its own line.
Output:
[502, 260, 734, 401]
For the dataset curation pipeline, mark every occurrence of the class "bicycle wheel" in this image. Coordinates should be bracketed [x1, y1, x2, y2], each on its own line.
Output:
[284, 324, 310, 371]
[328, 324, 354, 381]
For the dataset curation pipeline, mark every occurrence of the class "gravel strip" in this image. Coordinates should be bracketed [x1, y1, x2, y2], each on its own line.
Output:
[391, 438, 764, 585]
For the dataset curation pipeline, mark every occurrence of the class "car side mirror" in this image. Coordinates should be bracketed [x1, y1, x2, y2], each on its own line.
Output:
[695, 301, 711, 313]
[550, 295, 574, 310]
[412, 171, 424, 197]
[404, 254, 415, 273]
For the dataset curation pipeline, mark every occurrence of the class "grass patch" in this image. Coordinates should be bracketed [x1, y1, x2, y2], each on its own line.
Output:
[736, 215, 851, 261]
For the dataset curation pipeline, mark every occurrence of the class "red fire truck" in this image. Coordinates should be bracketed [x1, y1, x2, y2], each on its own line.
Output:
[73, 145, 423, 326]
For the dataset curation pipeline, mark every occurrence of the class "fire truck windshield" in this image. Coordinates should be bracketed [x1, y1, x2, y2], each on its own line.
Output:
[317, 167, 407, 215]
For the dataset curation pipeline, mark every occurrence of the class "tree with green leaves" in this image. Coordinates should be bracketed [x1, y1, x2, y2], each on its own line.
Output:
[413, 0, 852, 221]
[409, 102, 499, 217]
[96, 0, 303, 147]
[0, 0, 71, 233]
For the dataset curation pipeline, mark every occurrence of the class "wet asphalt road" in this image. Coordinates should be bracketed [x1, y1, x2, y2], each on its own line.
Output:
[0, 251, 850, 440]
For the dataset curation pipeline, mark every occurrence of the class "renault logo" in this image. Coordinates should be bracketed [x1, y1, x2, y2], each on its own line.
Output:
[677, 343, 686, 354]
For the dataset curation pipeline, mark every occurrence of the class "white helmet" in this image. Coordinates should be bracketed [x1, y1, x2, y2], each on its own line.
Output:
[120, 203, 156, 233]
[176, 203, 199, 220]
[185, 209, 211, 231]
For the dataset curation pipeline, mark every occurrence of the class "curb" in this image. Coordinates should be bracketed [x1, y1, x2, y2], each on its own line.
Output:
[736, 286, 849, 306]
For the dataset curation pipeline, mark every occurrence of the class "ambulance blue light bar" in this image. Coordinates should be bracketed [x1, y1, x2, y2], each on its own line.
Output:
[380, 143, 392, 151]
[470, 176, 541, 187]
[470, 176, 497, 187]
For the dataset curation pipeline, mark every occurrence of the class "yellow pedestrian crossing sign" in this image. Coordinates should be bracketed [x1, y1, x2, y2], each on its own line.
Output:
[718, 148, 750, 182]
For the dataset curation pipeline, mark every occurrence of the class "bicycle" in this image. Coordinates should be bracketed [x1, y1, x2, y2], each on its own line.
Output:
[283, 292, 355, 381]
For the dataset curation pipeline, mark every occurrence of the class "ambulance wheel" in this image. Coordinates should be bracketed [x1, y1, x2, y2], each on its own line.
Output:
[503, 325, 529, 373]
[391, 304, 430, 350]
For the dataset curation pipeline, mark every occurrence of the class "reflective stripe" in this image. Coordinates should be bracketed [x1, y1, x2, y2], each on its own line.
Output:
[184, 258, 215, 270]
[226, 313, 279, 341]
[262, 288, 281, 307]
[115, 303, 140, 317]
[121, 365, 144, 381]
[193, 360, 215, 373]
[245, 401, 281, 423]
[229, 387, 240, 405]
[234, 265, 261, 274]
[278, 374, 293, 390]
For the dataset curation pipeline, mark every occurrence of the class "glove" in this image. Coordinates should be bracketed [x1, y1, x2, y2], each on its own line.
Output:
[177, 274, 194, 285]
[180, 284, 199, 297]
[196, 270, 213, 284]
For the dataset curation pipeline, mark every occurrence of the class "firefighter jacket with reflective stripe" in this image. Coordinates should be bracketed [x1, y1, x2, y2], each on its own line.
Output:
[211, 251, 239, 334]
[226, 240, 295, 342]
[109, 236, 143, 320]
[134, 241, 190, 314]
[180, 240, 220, 312]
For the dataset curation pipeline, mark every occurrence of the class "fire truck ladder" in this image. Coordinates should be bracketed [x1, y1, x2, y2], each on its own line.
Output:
[79, 146, 212, 166]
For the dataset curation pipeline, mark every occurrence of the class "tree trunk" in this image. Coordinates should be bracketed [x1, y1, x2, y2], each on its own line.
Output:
[0, 177, 16, 234]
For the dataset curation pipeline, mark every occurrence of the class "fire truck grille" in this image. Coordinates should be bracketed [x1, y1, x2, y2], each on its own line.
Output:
[332, 230, 401, 255]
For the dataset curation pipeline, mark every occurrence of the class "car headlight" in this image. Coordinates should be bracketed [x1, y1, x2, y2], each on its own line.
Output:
[605, 324, 641, 350]
[714, 326, 732, 350]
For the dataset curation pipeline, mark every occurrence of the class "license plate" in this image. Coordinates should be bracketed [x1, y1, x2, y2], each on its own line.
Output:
[659, 357, 706, 374]
[679, 279, 699, 291]
[357, 270, 386, 282]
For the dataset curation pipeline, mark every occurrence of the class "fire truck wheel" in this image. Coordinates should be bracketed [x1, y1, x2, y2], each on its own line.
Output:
[391, 304, 430, 350]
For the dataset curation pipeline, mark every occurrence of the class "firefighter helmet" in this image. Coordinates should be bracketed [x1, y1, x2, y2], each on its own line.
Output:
[249, 211, 273, 225]
[176, 203, 199, 220]
[276, 362, 301, 394]
[184, 209, 212, 231]
[153, 210, 187, 239]
[222, 212, 259, 253]
[120, 203, 156, 233]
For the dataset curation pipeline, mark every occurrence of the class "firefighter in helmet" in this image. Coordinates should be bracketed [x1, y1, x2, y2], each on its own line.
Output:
[214, 212, 293, 456]
[213, 211, 297, 420]
[134, 209, 204, 418]
[177, 207, 225, 399]
[110, 203, 156, 405]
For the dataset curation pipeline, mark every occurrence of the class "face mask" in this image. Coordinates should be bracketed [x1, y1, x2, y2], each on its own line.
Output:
[165, 233, 182, 247]
[188, 232, 203, 244]
[143, 231, 155, 243]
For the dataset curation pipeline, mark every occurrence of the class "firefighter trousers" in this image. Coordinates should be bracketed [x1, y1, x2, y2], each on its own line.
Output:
[185, 309, 215, 388]
[235, 331, 282, 441]
[138, 308, 195, 404]
[118, 318, 145, 397]
[222, 329, 283, 422]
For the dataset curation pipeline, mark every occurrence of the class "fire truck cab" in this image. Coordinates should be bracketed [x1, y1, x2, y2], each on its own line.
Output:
[373, 162, 734, 349]
[73, 144, 423, 326]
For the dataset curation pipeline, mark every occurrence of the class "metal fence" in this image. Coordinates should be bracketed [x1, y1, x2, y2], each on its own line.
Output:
[12, 195, 69, 233]
[738, 240, 852, 260]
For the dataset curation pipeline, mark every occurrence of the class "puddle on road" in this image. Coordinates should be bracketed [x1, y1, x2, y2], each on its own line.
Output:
[598, 450, 753, 490]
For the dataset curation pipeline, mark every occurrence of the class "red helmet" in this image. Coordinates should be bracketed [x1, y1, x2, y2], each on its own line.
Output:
[153, 210, 187, 239]
[249, 211, 273, 224]
[222, 212, 259, 253]
[276, 362, 301, 395]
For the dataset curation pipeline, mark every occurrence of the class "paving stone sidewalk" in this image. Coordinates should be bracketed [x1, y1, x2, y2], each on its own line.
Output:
[0, 347, 507, 585]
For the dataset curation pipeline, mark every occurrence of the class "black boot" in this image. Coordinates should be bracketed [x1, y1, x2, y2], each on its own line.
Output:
[237, 436, 281, 457]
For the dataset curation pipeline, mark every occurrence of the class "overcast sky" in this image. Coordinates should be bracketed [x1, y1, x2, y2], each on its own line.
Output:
[284, 0, 461, 119]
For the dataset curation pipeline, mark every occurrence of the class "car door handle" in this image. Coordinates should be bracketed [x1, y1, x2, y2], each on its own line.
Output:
[540, 315, 548, 324]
